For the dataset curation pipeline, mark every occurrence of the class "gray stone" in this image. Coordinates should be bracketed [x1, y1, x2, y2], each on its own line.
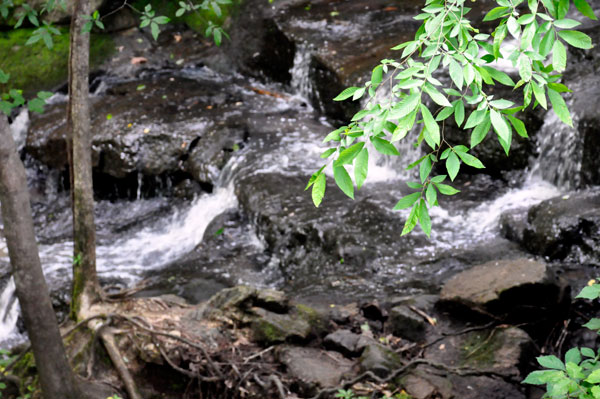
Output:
[359, 344, 402, 378]
[388, 305, 427, 342]
[250, 307, 312, 344]
[277, 346, 355, 393]
[323, 329, 371, 357]
[439, 258, 561, 321]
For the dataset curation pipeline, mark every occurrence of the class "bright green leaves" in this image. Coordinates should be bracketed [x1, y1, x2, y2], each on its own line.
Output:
[490, 109, 510, 145]
[394, 192, 421, 210]
[334, 87, 363, 101]
[333, 165, 354, 199]
[371, 65, 384, 89]
[574, 0, 598, 20]
[311, 173, 326, 207]
[446, 151, 460, 181]
[371, 137, 400, 156]
[140, 4, 170, 40]
[558, 30, 593, 49]
[354, 149, 369, 190]
[424, 83, 451, 107]
[420, 104, 440, 148]
[518, 53, 533, 82]
[449, 59, 464, 90]
[337, 142, 364, 164]
[552, 40, 567, 72]
[548, 87, 573, 127]
[82, 10, 105, 33]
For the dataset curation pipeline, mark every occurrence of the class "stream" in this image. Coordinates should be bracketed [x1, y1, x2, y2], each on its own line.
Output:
[0, 0, 597, 349]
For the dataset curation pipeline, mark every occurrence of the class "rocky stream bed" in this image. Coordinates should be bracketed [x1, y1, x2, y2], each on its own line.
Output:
[0, 0, 599, 398]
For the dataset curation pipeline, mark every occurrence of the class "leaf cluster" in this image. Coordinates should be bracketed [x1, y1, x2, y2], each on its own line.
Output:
[308, 0, 596, 237]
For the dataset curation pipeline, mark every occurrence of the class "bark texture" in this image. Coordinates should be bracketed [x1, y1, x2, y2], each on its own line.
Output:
[67, 0, 101, 319]
[0, 115, 82, 399]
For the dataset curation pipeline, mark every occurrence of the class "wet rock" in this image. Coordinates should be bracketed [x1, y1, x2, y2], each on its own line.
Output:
[250, 307, 312, 344]
[323, 330, 371, 357]
[361, 300, 387, 322]
[276, 346, 355, 394]
[359, 343, 402, 378]
[520, 189, 600, 265]
[425, 326, 531, 378]
[499, 208, 529, 243]
[388, 305, 427, 342]
[222, 0, 295, 83]
[439, 258, 564, 323]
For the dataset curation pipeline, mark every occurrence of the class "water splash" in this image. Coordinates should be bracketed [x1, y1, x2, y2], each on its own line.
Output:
[290, 42, 314, 101]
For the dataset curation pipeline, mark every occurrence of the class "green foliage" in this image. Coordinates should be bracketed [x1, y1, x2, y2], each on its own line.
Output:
[133, 0, 235, 45]
[308, 0, 596, 236]
[335, 388, 412, 399]
[523, 280, 600, 398]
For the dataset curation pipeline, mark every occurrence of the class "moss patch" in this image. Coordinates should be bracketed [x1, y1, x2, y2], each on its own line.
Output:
[459, 331, 503, 368]
[0, 27, 114, 96]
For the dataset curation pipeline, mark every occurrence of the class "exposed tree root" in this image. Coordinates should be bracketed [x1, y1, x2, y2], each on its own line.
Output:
[99, 327, 142, 399]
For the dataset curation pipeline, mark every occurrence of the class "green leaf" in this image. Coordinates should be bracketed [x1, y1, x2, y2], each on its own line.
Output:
[537, 355, 565, 370]
[27, 98, 45, 113]
[471, 116, 491, 148]
[337, 142, 365, 164]
[518, 53, 532, 82]
[573, 0, 597, 20]
[354, 148, 369, 190]
[552, 40, 567, 72]
[489, 99, 514, 109]
[506, 115, 528, 138]
[393, 192, 421, 210]
[0, 69, 9, 84]
[482, 67, 515, 86]
[320, 148, 336, 159]
[449, 59, 464, 90]
[582, 347, 596, 358]
[420, 104, 440, 147]
[424, 84, 451, 107]
[587, 369, 600, 384]
[565, 348, 581, 365]
[523, 370, 561, 385]
[456, 152, 485, 169]
[558, 30, 593, 49]
[333, 165, 354, 199]
[371, 65, 383, 88]
[418, 199, 432, 237]
[435, 183, 460, 195]
[401, 203, 419, 236]
[548, 88, 573, 127]
[490, 110, 510, 144]
[150, 22, 160, 40]
[419, 155, 433, 183]
[483, 6, 510, 21]
[426, 183, 437, 206]
[554, 18, 582, 28]
[583, 318, 600, 330]
[435, 106, 454, 122]
[539, 29, 556, 57]
[389, 92, 421, 119]
[334, 87, 361, 101]
[371, 137, 400, 156]
[312, 173, 326, 207]
[531, 81, 547, 109]
[576, 284, 600, 299]
[454, 100, 465, 127]
[464, 109, 486, 129]
[446, 151, 460, 181]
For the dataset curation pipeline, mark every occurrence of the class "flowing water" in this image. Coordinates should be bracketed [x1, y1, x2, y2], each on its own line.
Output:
[0, 34, 584, 348]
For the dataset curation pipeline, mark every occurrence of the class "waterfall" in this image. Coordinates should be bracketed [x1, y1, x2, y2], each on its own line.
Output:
[290, 42, 314, 101]
[529, 109, 583, 190]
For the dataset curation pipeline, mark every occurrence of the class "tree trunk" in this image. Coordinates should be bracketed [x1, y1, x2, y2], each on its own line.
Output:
[0, 114, 82, 399]
[67, 0, 101, 319]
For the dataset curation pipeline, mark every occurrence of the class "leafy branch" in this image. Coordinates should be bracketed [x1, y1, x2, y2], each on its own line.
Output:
[308, 0, 597, 237]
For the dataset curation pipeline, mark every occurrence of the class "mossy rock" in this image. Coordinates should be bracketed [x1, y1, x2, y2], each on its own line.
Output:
[294, 303, 328, 336]
[0, 28, 114, 96]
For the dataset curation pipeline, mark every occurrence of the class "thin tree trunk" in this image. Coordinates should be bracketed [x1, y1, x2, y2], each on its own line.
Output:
[0, 114, 82, 399]
[67, 0, 101, 319]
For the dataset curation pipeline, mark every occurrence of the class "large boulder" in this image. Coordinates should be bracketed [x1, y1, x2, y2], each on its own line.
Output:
[439, 258, 565, 325]
[520, 189, 600, 265]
